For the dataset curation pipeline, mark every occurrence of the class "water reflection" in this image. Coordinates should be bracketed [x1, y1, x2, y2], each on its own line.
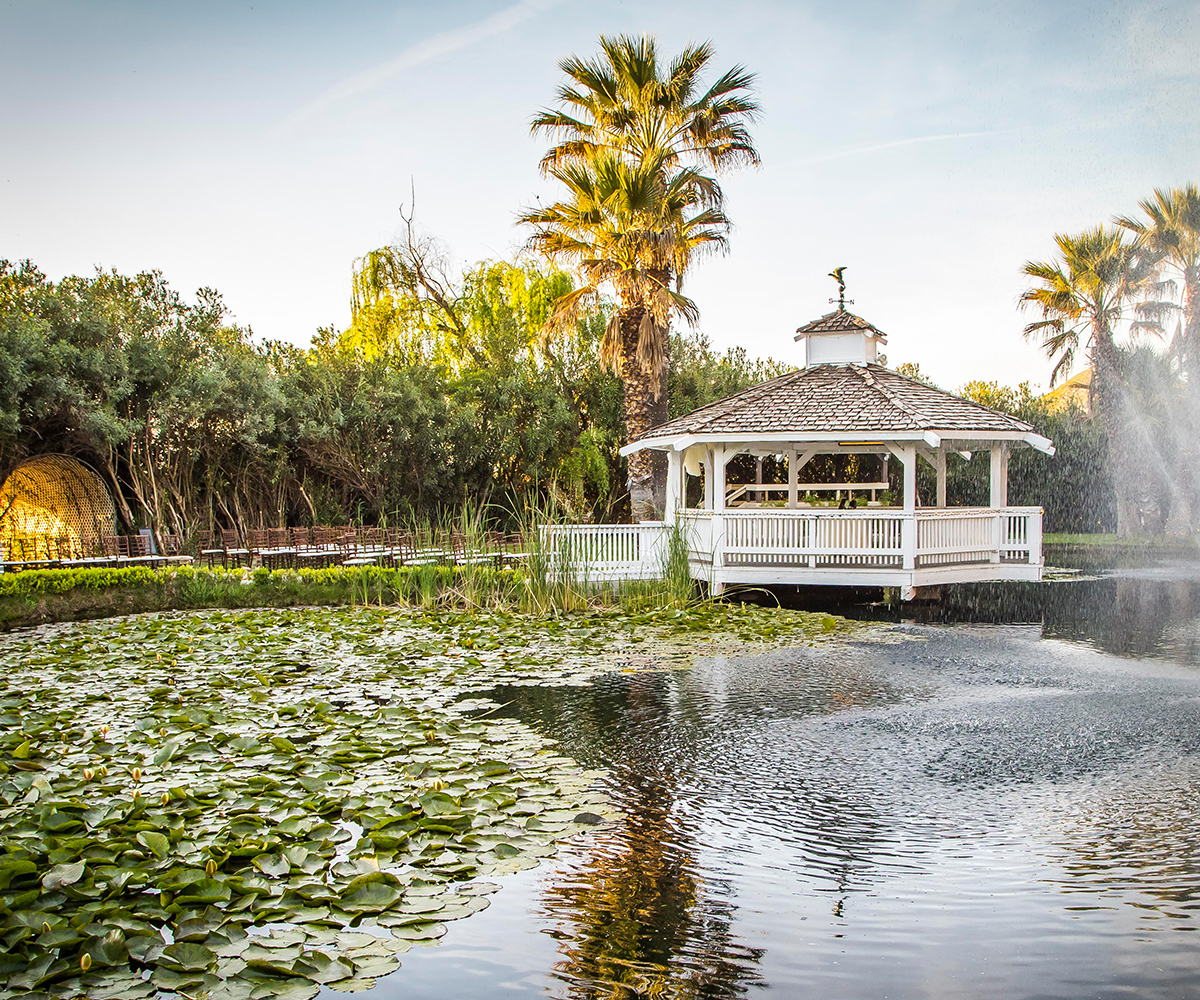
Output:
[766, 565, 1200, 664]
[487, 596, 1200, 1000]
[500, 674, 766, 998]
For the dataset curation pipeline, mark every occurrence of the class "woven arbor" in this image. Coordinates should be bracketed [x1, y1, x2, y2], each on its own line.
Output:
[0, 456, 116, 561]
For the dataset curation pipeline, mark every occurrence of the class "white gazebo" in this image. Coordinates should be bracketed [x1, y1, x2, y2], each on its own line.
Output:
[548, 304, 1054, 599]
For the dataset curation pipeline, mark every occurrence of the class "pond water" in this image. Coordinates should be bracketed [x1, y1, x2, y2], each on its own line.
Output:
[371, 564, 1200, 999]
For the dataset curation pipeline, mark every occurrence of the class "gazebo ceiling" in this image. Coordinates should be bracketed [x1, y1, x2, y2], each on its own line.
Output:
[625, 362, 1045, 453]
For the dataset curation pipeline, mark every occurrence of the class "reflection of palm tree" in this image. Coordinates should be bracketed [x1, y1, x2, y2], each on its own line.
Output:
[498, 674, 764, 997]
[544, 765, 762, 998]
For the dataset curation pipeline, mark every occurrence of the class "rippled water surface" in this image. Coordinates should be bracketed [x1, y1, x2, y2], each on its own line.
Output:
[365, 567, 1200, 999]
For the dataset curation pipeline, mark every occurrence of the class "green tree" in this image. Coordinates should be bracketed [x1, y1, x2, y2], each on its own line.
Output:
[1020, 226, 1171, 535]
[522, 34, 759, 520]
[1117, 183, 1200, 533]
[1117, 184, 1200, 384]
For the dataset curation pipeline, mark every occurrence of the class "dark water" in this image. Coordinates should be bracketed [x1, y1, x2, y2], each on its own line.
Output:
[368, 566, 1200, 999]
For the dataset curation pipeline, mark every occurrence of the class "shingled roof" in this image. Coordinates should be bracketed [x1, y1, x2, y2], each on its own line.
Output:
[795, 308, 887, 341]
[634, 363, 1034, 444]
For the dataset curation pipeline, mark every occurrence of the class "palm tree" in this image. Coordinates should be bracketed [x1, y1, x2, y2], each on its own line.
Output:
[1116, 184, 1200, 385]
[1021, 226, 1170, 535]
[522, 35, 759, 520]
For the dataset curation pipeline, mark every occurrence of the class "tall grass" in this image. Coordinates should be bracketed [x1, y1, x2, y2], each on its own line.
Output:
[0, 502, 709, 629]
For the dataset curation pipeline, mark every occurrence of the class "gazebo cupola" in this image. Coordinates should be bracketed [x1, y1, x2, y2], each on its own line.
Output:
[794, 307, 887, 367]
[794, 270, 887, 367]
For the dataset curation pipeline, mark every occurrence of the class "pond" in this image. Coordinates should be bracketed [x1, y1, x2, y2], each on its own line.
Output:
[5, 567, 1200, 999]
[380, 564, 1200, 999]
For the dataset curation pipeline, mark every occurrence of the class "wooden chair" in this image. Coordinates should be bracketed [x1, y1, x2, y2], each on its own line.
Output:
[451, 533, 497, 567]
[196, 530, 224, 567]
[159, 533, 193, 565]
[244, 529, 269, 567]
[396, 532, 441, 567]
[263, 528, 296, 569]
[221, 529, 251, 567]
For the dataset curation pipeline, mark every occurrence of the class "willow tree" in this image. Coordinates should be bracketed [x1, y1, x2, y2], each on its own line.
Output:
[522, 35, 759, 520]
[1021, 226, 1170, 535]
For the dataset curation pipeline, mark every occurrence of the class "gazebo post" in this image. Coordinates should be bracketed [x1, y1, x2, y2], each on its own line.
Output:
[710, 446, 730, 596]
[898, 444, 917, 570]
[787, 449, 798, 508]
[935, 447, 947, 508]
[712, 447, 729, 513]
[989, 445, 1010, 564]
[703, 449, 716, 510]
[989, 446, 1009, 508]
[664, 449, 683, 524]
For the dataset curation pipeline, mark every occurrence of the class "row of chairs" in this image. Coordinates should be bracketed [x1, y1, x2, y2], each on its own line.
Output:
[196, 526, 531, 570]
[0, 533, 194, 572]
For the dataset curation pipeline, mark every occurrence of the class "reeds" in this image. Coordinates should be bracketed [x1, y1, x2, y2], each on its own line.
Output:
[0, 500, 707, 628]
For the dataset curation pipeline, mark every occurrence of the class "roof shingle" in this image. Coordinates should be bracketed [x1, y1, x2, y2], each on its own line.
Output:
[795, 308, 887, 340]
[636, 363, 1034, 442]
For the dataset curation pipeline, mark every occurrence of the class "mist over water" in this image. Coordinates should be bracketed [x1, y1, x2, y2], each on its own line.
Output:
[358, 567, 1200, 999]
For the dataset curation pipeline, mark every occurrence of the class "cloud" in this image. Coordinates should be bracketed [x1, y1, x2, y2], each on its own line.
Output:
[277, 0, 566, 133]
[783, 128, 1023, 169]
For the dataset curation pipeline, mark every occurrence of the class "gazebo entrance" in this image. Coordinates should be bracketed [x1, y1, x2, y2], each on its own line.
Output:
[546, 301, 1052, 599]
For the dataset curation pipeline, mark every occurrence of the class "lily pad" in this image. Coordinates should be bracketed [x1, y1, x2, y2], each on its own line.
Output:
[40, 862, 85, 890]
[134, 831, 169, 859]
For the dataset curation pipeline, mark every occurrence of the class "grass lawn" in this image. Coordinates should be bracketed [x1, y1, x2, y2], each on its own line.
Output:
[1043, 533, 1197, 547]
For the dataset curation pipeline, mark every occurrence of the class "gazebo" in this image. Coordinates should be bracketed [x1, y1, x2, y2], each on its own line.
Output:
[550, 301, 1054, 599]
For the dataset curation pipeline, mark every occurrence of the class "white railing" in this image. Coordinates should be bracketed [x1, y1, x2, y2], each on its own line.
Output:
[715, 509, 906, 568]
[914, 508, 998, 567]
[1000, 507, 1042, 564]
[680, 506, 1042, 572]
[539, 522, 666, 580]
[548, 507, 1042, 583]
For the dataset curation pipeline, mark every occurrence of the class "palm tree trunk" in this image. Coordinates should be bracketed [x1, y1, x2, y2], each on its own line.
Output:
[1178, 267, 1200, 533]
[620, 307, 668, 521]
[1093, 338, 1159, 536]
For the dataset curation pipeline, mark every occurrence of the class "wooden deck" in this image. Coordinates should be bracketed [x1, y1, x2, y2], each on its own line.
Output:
[543, 506, 1044, 599]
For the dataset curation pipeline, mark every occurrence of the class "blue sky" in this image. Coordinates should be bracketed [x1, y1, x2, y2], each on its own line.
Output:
[2, 0, 1197, 389]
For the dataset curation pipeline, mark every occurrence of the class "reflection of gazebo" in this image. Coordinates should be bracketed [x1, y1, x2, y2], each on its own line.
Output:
[551, 303, 1055, 599]
[0, 456, 116, 561]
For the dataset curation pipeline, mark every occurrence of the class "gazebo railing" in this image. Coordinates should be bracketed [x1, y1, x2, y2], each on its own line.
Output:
[679, 507, 1042, 571]
[717, 509, 905, 568]
[538, 507, 1042, 584]
[539, 522, 667, 581]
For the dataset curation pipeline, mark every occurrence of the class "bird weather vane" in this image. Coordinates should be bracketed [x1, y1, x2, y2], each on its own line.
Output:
[828, 266, 853, 310]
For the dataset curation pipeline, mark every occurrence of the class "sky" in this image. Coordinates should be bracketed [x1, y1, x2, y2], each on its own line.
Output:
[2, 0, 1198, 390]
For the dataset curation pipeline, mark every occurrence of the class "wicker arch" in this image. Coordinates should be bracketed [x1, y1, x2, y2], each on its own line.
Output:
[0, 456, 117, 561]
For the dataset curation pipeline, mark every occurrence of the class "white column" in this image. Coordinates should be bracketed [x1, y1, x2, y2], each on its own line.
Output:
[665, 450, 682, 524]
[787, 449, 798, 508]
[935, 447, 947, 508]
[712, 447, 729, 513]
[900, 445, 916, 570]
[989, 445, 1009, 563]
[1029, 508, 1043, 566]
[902, 445, 916, 512]
[703, 449, 715, 510]
[989, 446, 1009, 508]
[711, 446, 729, 595]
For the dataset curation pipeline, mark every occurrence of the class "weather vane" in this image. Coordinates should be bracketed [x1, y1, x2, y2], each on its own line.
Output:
[828, 266, 853, 310]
